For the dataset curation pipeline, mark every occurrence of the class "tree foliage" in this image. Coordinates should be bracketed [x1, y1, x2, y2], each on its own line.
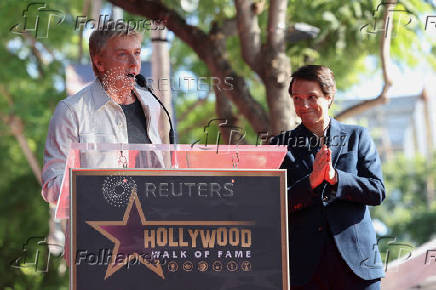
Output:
[372, 152, 436, 245]
[128, 0, 436, 143]
[0, 0, 78, 288]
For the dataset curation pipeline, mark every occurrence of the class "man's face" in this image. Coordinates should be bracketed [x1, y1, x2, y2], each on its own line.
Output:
[291, 79, 332, 126]
[93, 35, 141, 94]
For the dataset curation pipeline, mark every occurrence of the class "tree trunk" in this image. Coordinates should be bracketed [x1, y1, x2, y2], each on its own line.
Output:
[109, 0, 271, 135]
[264, 55, 295, 135]
[214, 87, 247, 145]
[264, 0, 295, 135]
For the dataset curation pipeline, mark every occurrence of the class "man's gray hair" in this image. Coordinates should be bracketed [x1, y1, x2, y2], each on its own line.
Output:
[89, 21, 141, 77]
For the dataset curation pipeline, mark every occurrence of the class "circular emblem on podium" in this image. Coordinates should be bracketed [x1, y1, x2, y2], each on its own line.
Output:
[198, 261, 208, 272]
[241, 261, 251, 271]
[183, 261, 193, 272]
[227, 261, 238, 272]
[168, 261, 178, 272]
[212, 261, 223, 272]
[102, 176, 136, 207]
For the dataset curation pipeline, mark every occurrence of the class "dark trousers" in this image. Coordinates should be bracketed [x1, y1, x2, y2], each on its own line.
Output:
[291, 234, 381, 290]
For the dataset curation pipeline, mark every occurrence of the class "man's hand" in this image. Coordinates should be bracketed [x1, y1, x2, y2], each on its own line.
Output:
[310, 145, 337, 188]
[309, 145, 329, 188]
[324, 147, 338, 185]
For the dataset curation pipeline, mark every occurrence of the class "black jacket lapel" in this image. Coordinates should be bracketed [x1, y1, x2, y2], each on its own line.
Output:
[329, 118, 347, 167]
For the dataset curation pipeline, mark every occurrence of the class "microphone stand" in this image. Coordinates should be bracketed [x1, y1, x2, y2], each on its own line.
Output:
[134, 74, 177, 168]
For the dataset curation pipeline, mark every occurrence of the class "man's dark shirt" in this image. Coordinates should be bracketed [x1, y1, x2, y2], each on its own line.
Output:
[120, 98, 152, 144]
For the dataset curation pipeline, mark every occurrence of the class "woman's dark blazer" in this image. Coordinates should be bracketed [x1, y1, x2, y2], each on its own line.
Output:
[270, 118, 386, 286]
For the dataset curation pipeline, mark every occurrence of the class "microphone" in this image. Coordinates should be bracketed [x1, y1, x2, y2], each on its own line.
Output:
[135, 74, 175, 145]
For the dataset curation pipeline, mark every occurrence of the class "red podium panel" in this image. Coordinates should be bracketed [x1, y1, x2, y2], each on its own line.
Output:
[55, 144, 287, 220]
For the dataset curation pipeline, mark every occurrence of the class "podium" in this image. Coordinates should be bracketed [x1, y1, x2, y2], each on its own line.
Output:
[60, 143, 289, 290]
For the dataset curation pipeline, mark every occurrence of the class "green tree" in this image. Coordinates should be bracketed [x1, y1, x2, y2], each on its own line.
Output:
[0, 0, 85, 288]
[110, 0, 435, 144]
[372, 152, 436, 246]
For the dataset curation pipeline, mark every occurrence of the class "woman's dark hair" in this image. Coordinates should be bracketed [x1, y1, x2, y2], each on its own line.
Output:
[289, 65, 336, 99]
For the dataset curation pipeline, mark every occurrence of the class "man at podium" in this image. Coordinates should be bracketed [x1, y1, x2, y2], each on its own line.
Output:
[271, 65, 385, 289]
[41, 22, 163, 204]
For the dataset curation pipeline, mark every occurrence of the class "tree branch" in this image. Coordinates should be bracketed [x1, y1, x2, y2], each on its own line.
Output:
[266, 0, 287, 52]
[22, 32, 45, 77]
[220, 18, 238, 37]
[214, 88, 248, 145]
[110, 0, 211, 59]
[234, 0, 262, 74]
[109, 0, 270, 133]
[210, 17, 261, 141]
[177, 95, 209, 123]
[0, 85, 42, 184]
[22, 31, 56, 59]
[335, 1, 395, 121]
[178, 114, 211, 138]
[211, 17, 238, 38]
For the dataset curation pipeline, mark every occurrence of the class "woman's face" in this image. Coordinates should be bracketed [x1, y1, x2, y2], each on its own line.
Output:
[290, 79, 332, 126]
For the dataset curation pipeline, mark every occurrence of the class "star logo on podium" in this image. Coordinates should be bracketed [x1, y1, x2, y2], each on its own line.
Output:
[86, 191, 164, 279]
[86, 189, 255, 280]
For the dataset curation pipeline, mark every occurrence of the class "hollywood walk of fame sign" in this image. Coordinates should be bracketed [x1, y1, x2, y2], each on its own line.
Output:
[70, 169, 288, 290]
